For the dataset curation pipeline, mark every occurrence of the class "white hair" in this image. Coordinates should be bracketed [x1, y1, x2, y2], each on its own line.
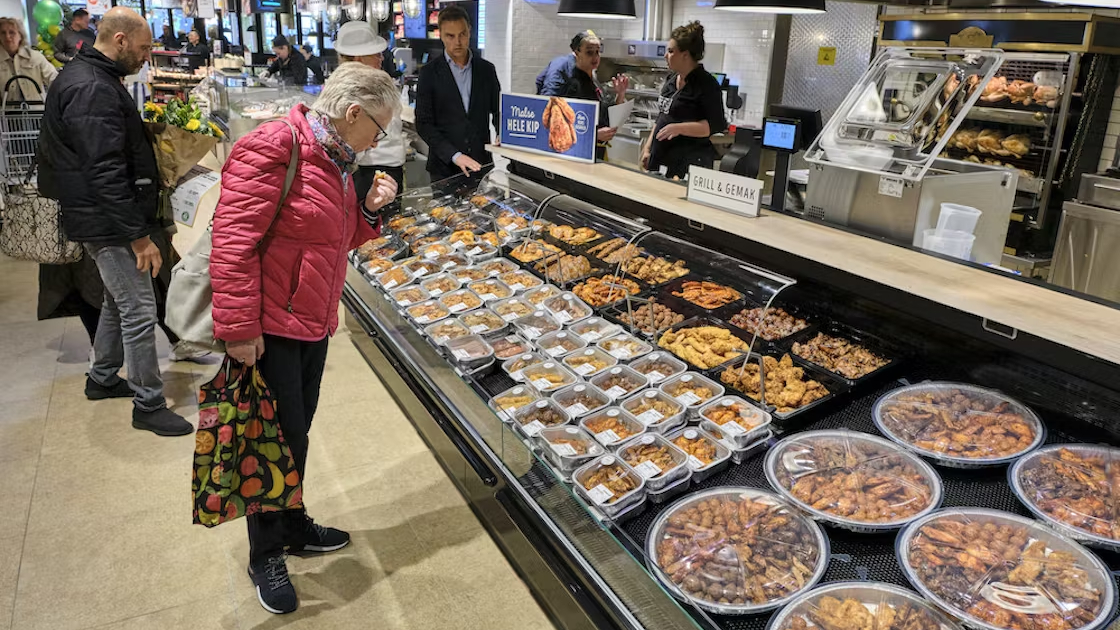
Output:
[312, 63, 400, 121]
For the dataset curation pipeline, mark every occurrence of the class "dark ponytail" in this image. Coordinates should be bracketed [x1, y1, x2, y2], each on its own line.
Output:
[670, 21, 705, 61]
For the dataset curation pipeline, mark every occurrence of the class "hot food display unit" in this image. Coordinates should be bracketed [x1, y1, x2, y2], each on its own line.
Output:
[341, 159, 1120, 630]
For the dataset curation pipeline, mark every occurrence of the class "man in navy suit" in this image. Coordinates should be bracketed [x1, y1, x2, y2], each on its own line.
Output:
[415, 4, 501, 181]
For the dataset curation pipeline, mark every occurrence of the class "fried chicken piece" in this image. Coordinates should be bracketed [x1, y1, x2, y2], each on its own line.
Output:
[976, 129, 1005, 154]
[624, 256, 689, 284]
[548, 224, 601, 245]
[720, 354, 828, 413]
[952, 128, 979, 152]
[535, 254, 592, 284]
[545, 97, 577, 153]
[659, 326, 749, 369]
[673, 281, 742, 309]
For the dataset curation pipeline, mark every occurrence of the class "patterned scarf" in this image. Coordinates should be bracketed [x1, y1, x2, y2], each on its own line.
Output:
[306, 110, 357, 176]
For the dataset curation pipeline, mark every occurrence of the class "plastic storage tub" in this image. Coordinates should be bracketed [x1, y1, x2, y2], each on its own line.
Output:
[936, 203, 982, 234]
[765, 582, 964, 630]
[665, 427, 731, 481]
[580, 407, 647, 447]
[573, 455, 646, 520]
[419, 272, 462, 298]
[658, 372, 724, 417]
[458, 308, 508, 337]
[697, 396, 772, 448]
[562, 347, 619, 378]
[511, 310, 562, 341]
[628, 351, 688, 385]
[467, 278, 514, 302]
[551, 383, 611, 419]
[568, 317, 622, 344]
[510, 398, 571, 438]
[535, 330, 588, 359]
[423, 319, 471, 346]
[438, 288, 485, 315]
[405, 300, 451, 326]
[535, 426, 605, 479]
[590, 365, 650, 401]
[597, 333, 654, 362]
[488, 384, 541, 422]
[500, 352, 547, 382]
[621, 389, 686, 434]
[492, 296, 535, 323]
[520, 361, 578, 393]
[543, 292, 595, 325]
[616, 433, 690, 491]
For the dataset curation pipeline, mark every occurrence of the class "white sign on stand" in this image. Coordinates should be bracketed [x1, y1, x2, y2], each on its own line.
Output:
[171, 166, 221, 228]
[686, 166, 763, 218]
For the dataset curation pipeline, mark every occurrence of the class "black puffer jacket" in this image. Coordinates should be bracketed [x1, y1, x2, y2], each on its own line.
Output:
[38, 46, 160, 246]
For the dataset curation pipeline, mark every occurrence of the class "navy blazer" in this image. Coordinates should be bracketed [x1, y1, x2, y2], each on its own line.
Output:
[415, 52, 502, 180]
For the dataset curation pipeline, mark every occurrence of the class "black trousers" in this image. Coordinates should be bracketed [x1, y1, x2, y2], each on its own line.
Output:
[353, 165, 405, 217]
[246, 334, 330, 563]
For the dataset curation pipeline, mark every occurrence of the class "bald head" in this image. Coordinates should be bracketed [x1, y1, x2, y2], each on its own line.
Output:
[96, 7, 149, 45]
[94, 7, 152, 74]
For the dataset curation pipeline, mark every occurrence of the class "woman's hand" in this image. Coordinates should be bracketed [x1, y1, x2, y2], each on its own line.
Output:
[227, 335, 265, 366]
[640, 147, 651, 170]
[596, 127, 618, 143]
[612, 75, 629, 104]
[364, 174, 399, 213]
[656, 123, 681, 142]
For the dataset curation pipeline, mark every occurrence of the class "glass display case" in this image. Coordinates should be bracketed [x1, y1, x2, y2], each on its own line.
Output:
[342, 169, 1120, 630]
[208, 74, 320, 140]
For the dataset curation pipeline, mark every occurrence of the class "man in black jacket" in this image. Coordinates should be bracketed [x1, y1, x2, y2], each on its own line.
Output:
[53, 8, 97, 64]
[415, 4, 500, 181]
[38, 6, 192, 437]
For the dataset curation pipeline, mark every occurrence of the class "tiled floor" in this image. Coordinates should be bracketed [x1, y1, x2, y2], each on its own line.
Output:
[0, 253, 554, 630]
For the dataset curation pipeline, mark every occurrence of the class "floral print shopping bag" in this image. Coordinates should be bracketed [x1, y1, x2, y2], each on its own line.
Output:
[192, 357, 303, 527]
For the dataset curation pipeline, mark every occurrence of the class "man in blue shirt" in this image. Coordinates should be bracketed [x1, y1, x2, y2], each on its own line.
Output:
[415, 5, 501, 181]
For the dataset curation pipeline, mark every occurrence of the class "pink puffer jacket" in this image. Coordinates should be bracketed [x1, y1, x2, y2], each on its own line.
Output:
[211, 105, 379, 343]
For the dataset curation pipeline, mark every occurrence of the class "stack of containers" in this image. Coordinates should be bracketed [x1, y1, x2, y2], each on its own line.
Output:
[922, 203, 982, 261]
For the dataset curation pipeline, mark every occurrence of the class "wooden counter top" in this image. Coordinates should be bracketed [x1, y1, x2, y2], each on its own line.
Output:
[491, 146, 1120, 366]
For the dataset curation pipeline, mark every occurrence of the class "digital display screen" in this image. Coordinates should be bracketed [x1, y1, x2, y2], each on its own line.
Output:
[762, 119, 798, 151]
[404, 11, 426, 39]
[251, 0, 287, 12]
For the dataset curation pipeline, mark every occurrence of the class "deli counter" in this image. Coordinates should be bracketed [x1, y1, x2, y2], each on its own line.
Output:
[340, 150, 1120, 630]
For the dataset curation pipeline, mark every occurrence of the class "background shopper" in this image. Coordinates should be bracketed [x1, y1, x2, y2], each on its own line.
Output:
[53, 8, 96, 64]
[0, 17, 57, 101]
[210, 62, 399, 615]
[300, 43, 324, 84]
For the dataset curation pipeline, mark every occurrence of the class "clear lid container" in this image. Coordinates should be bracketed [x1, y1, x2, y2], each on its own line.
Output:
[467, 278, 514, 302]
[419, 273, 462, 298]
[562, 347, 619, 378]
[438, 288, 485, 314]
[615, 301, 688, 337]
[580, 407, 646, 447]
[646, 487, 829, 615]
[511, 398, 571, 438]
[1010, 444, 1120, 551]
[659, 372, 724, 410]
[362, 256, 397, 276]
[536, 330, 589, 358]
[765, 582, 964, 630]
[551, 383, 611, 419]
[403, 257, 442, 279]
[590, 365, 650, 401]
[389, 284, 430, 307]
[492, 296, 536, 323]
[622, 389, 686, 431]
[510, 238, 564, 264]
[666, 427, 731, 473]
[399, 221, 440, 243]
[445, 334, 494, 370]
[765, 430, 944, 532]
[522, 283, 563, 307]
[543, 292, 595, 325]
[698, 396, 773, 448]
[462, 240, 498, 260]
[449, 265, 490, 283]
[458, 308, 507, 336]
[488, 384, 541, 422]
[376, 265, 416, 291]
[418, 240, 456, 260]
[569, 317, 622, 344]
[805, 47, 1005, 182]
[629, 351, 688, 385]
[512, 310, 562, 340]
[501, 352, 547, 382]
[897, 508, 1116, 630]
[536, 425, 605, 471]
[475, 257, 517, 277]
[447, 228, 482, 249]
[406, 299, 451, 325]
[521, 361, 579, 393]
[727, 304, 811, 342]
[490, 334, 533, 361]
[573, 454, 646, 510]
[423, 318, 471, 346]
[617, 433, 690, 490]
[572, 274, 643, 307]
[597, 333, 654, 362]
[873, 382, 1045, 467]
[498, 269, 544, 292]
[434, 252, 471, 271]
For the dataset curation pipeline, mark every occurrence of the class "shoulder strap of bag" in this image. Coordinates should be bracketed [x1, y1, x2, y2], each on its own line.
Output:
[276, 120, 300, 210]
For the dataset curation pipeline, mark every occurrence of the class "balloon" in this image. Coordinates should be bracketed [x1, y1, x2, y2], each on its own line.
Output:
[31, 0, 63, 30]
[47, 24, 59, 36]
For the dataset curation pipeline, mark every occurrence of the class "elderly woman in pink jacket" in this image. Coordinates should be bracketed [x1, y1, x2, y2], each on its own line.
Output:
[209, 63, 399, 615]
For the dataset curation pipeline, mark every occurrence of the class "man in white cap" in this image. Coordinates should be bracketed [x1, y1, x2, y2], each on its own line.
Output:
[333, 21, 405, 219]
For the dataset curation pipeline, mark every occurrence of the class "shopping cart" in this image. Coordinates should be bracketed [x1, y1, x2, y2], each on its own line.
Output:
[0, 75, 45, 186]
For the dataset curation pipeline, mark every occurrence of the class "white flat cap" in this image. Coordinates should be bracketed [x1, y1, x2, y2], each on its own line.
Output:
[334, 21, 388, 57]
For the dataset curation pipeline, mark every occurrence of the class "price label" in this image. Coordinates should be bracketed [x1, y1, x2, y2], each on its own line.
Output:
[573, 363, 597, 376]
[595, 429, 622, 444]
[502, 312, 521, 322]
[676, 392, 703, 406]
[424, 251, 440, 259]
[606, 386, 629, 399]
[551, 443, 578, 457]
[523, 326, 542, 339]
[645, 371, 665, 383]
[581, 331, 602, 342]
[721, 420, 746, 435]
[429, 288, 444, 296]
[633, 460, 663, 479]
[452, 349, 473, 360]
[878, 175, 905, 199]
[565, 403, 588, 417]
[553, 310, 573, 324]
[470, 324, 489, 334]
[509, 370, 524, 381]
[609, 348, 632, 360]
[384, 279, 399, 290]
[415, 315, 431, 324]
[545, 346, 568, 357]
[532, 378, 554, 390]
[586, 483, 615, 505]
[413, 268, 430, 278]
[509, 283, 525, 291]
[495, 409, 510, 421]
[522, 420, 546, 437]
[687, 455, 707, 470]
[449, 303, 468, 313]
[503, 222, 518, 231]
[467, 246, 483, 256]
[441, 261, 458, 270]
[637, 409, 664, 425]
[452, 240, 467, 250]
[434, 335, 449, 344]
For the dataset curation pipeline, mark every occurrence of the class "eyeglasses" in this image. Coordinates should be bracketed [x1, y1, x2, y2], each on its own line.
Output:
[364, 110, 389, 143]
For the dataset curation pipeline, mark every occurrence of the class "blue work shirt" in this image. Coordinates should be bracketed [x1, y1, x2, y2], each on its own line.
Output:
[446, 50, 473, 113]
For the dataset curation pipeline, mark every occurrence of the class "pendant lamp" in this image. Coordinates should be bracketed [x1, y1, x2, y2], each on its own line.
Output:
[369, 0, 390, 22]
[714, 0, 825, 13]
[403, 0, 422, 18]
[1040, 0, 1119, 6]
[557, 0, 637, 19]
[325, 3, 340, 23]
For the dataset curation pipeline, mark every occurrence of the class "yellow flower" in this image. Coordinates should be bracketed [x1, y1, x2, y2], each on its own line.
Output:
[208, 122, 224, 138]
[185, 119, 201, 132]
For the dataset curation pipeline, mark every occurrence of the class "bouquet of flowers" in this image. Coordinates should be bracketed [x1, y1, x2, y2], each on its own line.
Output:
[143, 97, 225, 220]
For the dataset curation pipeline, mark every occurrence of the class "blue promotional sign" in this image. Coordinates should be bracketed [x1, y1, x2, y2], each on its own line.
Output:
[500, 93, 599, 164]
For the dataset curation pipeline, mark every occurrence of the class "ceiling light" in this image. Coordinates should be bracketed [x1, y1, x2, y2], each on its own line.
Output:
[369, 0, 390, 21]
[403, 0, 422, 18]
[1040, 0, 1120, 6]
[714, 0, 825, 14]
[557, 0, 637, 19]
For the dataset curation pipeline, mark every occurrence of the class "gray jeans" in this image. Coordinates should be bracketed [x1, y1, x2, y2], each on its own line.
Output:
[84, 243, 165, 412]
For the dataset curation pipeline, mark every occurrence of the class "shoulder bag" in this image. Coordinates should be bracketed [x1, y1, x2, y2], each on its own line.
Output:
[0, 162, 83, 265]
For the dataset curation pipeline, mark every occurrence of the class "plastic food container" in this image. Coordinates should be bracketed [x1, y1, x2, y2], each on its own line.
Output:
[569, 317, 622, 344]
[492, 296, 536, 323]
[543, 292, 594, 325]
[521, 361, 578, 393]
[698, 396, 773, 449]
[419, 273, 462, 298]
[873, 382, 1045, 468]
[449, 265, 490, 283]
[646, 487, 829, 615]
[488, 384, 541, 423]
[562, 347, 618, 378]
[666, 428, 732, 481]
[629, 351, 687, 385]
[468, 278, 514, 302]
[551, 383, 611, 419]
[522, 284, 563, 307]
[573, 455, 646, 519]
[535, 426, 605, 477]
[659, 372, 723, 415]
[536, 330, 588, 358]
[617, 433, 690, 491]
[705, 423, 774, 465]
[423, 318, 471, 346]
[511, 398, 571, 438]
[622, 389, 686, 434]
[475, 257, 517, 277]
[445, 335, 495, 372]
[376, 265, 416, 291]
[897, 508, 1116, 630]
[362, 257, 396, 276]
[490, 335, 533, 361]
[499, 269, 544, 292]
[434, 252, 471, 271]
[590, 365, 649, 401]
[462, 240, 498, 261]
[418, 241, 455, 260]
[580, 407, 646, 447]
[597, 334, 653, 362]
[1010, 444, 1120, 551]
[403, 257, 442, 279]
[501, 352, 547, 382]
[438, 288, 484, 315]
[405, 298, 452, 325]
[458, 308, 508, 337]
[389, 284, 430, 307]
[765, 582, 964, 630]
[512, 310, 562, 341]
[766, 430, 944, 532]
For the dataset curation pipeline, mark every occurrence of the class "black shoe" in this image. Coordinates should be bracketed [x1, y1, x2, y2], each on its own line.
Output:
[291, 520, 350, 555]
[247, 554, 298, 614]
[131, 407, 193, 437]
[85, 375, 134, 400]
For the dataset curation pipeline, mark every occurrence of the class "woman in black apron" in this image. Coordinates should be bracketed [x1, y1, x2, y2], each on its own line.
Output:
[641, 21, 728, 180]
